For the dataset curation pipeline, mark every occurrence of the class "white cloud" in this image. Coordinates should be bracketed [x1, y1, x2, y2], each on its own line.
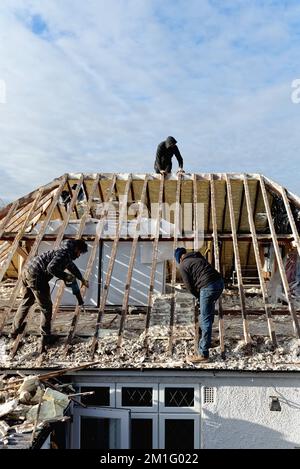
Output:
[0, 0, 300, 201]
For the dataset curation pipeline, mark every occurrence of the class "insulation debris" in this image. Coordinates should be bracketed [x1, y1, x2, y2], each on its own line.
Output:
[0, 291, 299, 371]
[0, 364, 96, 449]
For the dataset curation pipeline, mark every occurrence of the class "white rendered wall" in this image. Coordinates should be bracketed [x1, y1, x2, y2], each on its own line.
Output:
[72, 372, 300, 449]
[200, 376, 300, 449]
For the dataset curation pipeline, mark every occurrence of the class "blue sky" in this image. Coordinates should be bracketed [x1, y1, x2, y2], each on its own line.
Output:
[0, 0, 300, 201]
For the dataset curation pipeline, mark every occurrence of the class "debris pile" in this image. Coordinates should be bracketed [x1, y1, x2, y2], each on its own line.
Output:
[0, 291, 300, 371]
[0, 364, 97, 448]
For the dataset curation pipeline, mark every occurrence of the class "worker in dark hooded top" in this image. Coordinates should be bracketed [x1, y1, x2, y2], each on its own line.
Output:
[174, 247, 224, 363]
[154, 136, 184, 174]
[11, 239, 89, 348]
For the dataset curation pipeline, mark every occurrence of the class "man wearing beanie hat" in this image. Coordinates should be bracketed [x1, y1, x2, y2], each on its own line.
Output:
[174, 247, 224, 362]
[154, 136, 184, 175]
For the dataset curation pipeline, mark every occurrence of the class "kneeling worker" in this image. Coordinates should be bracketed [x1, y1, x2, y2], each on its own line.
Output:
[174, 247, 224, 362]
[11, 239, 89, 347]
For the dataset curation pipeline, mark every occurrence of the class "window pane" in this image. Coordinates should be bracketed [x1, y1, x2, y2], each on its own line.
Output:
[81, 387, 110, 406]
[80, 417, 121, 449]
[131, 419, 153, 449]
[164, 388, 194, 407]
[80, 417, 109, 449]
[165, 419, 194, 449]
[121, 387, 152, 407]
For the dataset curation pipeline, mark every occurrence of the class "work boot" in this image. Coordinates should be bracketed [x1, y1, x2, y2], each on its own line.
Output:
[189, 354, 209, 364]
[9, 322, 26, 340]
[41, 334, 60, 346]
[8, 331, 19, 340]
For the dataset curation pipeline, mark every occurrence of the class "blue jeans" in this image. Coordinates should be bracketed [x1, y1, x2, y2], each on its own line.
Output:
[199, 278, 224, 357]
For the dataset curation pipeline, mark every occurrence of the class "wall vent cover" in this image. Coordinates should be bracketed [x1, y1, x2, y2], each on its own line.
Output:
[204, 387, 215, 404]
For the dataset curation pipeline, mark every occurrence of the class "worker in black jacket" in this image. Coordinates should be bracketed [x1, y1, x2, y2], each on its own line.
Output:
[11, 239, 89, 347]
[175, 247, 224, 362]
[154, 136, 184, 174]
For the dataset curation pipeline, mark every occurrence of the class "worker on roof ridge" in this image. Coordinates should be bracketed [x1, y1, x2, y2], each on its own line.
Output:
[10, 238, 89, 350]
[174, 247, 224, 363]
[154, 136, 185, 175]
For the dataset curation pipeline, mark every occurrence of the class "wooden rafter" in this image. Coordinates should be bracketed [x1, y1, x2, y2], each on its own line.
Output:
[245, 180, 260, 269]
[144, 175, 164, 352]
[0, 189, 44, 283]
[0, 201, 20, 237]
[3, 188, 58, 234]
[279, 186, 300, 259]
[1, 232, 295, 243]
[0, 177, 67, 333]
[210, 174, 225, 356]
[67, 179, 80, 220]
[243, 175, 277, 347]
[62, 175, 102, 355]
[117, 176, 149, 349]
[193, 174, 200, 354]
[168, 172, 182, 355]
[0, 176, 65, 222]
[50, 174, 86, 324]
[193, 174, 200, 251]
[259, 175, 300, 338]
[226, 174, 251, 344]
[90, 175, 130, 358]
[231, 182, 245, 269]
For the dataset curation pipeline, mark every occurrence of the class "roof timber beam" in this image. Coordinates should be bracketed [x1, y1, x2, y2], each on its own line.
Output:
[231, 182, 245, 268]
[64, 173, 262, 187]
[144, 174, 164, 353]
[243, 175, 277, 347]
[0, 175, 66, 221]
[1, 177, 67, 336]
[117, 176, 149, 350]
[62, 175, 102, 357]
[210, 174, 225, 357]
[50, 174, 85, 324]
[279, 186, 300, 259]
[245, 180, 260, 269]
[226, 174, 252, 344]
[168, 172, 182, 355]
[0, 188, 44, 283]
[82, 179, 94, 217]
[3, 187, 59, 234]
[87, 175, 118, 358]
[1, 233, 295, 243]
[263, 175, 300, 211]
[193, 174, 200, 354]
[66, 179, 79, 220]
[90, 175, 131, 358]
[259, 175, 300, 338]
[0, 200, 20, 237]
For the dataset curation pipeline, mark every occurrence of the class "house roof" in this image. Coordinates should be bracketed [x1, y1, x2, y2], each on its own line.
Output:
[0, 172, 300, 371]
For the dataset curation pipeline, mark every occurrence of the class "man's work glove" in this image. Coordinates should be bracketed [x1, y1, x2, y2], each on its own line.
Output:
[81, 278, 89, 288]
[64, 273, 76, 285]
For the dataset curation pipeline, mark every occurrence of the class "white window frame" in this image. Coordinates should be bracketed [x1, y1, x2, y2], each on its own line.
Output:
[131, 413, 159, 449]
[159, 414, 200, 449]
[71, 407, 130, 449]
[116, 383, 158, 412]
[77, 382, 116, 407]
[159, 384, 200, 413]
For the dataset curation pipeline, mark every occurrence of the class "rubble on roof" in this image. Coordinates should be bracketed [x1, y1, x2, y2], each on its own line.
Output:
[1, 292, 299, 372]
